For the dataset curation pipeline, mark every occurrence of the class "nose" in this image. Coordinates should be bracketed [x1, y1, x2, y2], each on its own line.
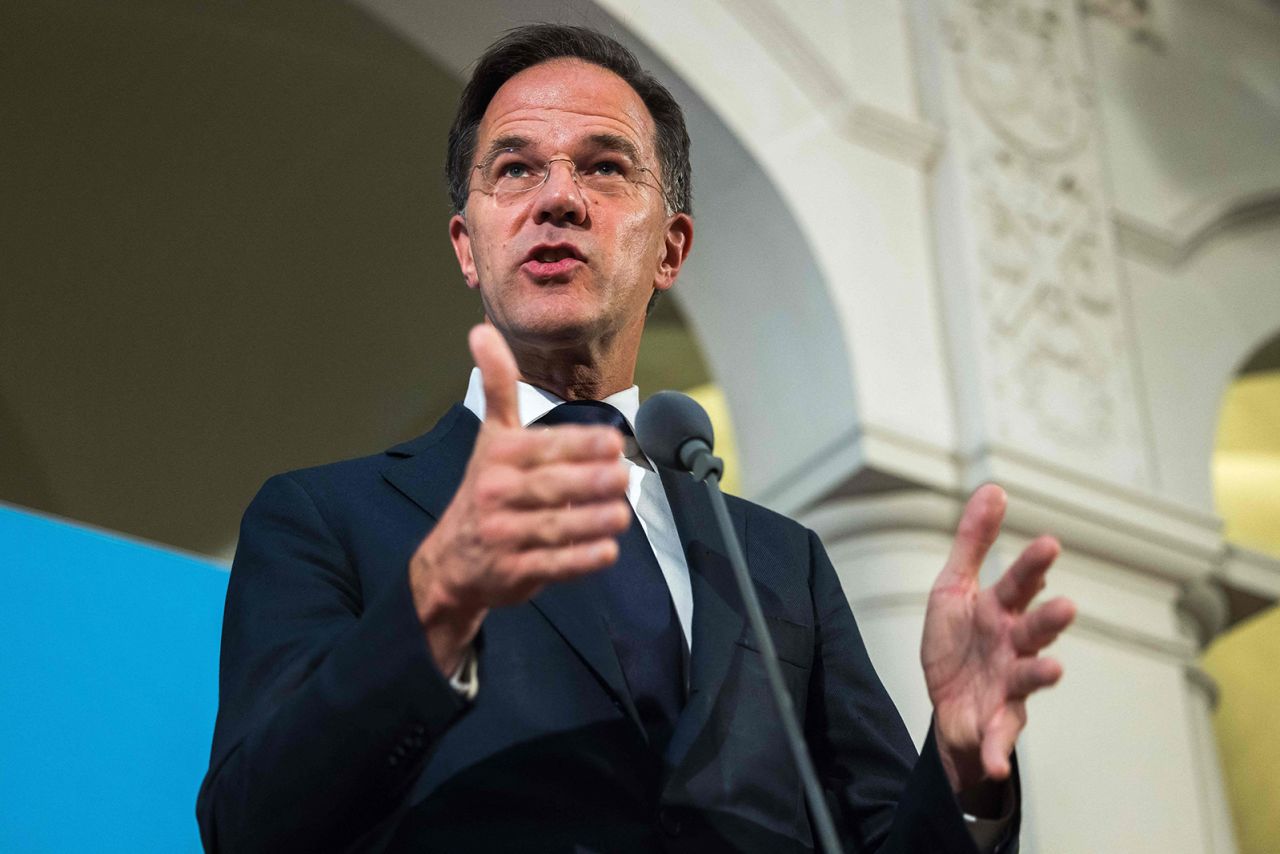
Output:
[532, 158, 587, 226]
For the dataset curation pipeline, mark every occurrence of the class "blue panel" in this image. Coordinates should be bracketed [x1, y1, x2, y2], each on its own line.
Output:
[0, 506, 228, 853]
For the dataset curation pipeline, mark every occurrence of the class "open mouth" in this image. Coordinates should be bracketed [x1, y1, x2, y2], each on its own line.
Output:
[532, 247, 579, 263]
[525, 243, 585, 263]
[523, 244, 586, 278]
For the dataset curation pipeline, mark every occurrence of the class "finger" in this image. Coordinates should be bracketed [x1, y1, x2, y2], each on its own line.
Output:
[1011, 596, 1077, 654]
[981, 702, 1026, 781]
[489, 424, 624, 467]
[939, 483, 1007, 587]
[479, 501, 632, 549]
[469, 323, 520, 428]
[509, 462, 631, 508]
[993, 535, 1060, 612]
[498, 537, 620, 580]
[1007, 656, 1063, 699]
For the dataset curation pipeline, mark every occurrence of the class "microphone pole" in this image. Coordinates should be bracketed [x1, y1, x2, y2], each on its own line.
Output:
[635, 393, 843, 854]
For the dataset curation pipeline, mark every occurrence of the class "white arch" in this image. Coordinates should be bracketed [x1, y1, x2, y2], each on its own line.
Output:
[1124, 212, 1280, 511]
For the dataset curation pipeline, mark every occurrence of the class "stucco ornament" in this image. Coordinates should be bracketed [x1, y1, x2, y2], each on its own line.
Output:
[941, 0, 1146, 483]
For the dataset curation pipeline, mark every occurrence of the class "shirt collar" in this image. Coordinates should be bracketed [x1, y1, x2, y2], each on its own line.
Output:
[461, 368, 641, 432]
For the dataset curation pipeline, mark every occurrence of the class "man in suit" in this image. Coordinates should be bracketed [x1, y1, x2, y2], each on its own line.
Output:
[197, 24, 1076, 853]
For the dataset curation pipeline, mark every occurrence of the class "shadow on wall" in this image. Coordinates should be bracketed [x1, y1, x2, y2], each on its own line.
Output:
[0, 1, 473, 557]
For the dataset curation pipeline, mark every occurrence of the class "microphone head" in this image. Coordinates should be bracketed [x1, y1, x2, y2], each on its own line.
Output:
[635, 390, 715, 471]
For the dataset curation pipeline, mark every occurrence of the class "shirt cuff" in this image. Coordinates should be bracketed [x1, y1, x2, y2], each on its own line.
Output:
[448, 645, 479, 701]
[958, 771, 1017, 853]
[964, 810, 1012, 853]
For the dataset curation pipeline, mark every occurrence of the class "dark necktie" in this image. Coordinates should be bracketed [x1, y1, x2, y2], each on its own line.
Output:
[536, 401, 685, 752]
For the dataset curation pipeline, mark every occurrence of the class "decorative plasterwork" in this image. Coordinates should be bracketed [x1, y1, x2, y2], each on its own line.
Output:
[1081, 0, 1150, 27]
[937, 0, 1148, 484]
[1081, 0, 1163, 47]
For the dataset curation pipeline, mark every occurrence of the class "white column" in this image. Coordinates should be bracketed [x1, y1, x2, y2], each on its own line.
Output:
[803, 489, 1239, 853]
[909, 0, 1151, 488]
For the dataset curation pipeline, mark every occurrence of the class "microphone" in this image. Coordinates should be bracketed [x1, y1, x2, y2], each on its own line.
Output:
[632, 391, 722, 480]
[634, 392, 843, 854]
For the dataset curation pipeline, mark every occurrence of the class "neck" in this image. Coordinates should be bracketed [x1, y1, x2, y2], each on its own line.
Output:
[506, 323, 642, 401]
[514, 347, 633, 401]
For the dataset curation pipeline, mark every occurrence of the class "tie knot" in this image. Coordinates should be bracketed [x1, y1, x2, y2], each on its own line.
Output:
[536, 400, 633, 436]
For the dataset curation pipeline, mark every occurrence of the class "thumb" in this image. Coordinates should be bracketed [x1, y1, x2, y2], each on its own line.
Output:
[469, 324, 520, 428]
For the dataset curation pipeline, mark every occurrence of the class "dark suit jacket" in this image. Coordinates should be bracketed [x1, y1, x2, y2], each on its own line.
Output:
[197, 404, 1015, 852]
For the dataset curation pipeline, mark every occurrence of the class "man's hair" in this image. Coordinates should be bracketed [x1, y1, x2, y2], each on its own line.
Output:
[446, 24, 692, 217]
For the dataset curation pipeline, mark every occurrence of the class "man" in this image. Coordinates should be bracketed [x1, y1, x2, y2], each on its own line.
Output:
[197, 24, 1075, 853]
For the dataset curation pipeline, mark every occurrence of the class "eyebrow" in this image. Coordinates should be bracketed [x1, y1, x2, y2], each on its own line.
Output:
[585, 133, 642, 164]
[476, 135, 533, 171]
[475, 133, 645, 170]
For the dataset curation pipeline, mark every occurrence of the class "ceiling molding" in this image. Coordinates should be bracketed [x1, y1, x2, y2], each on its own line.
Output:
[1215, 544, 1280, 601]
[1113, 186, 1280, 268]
[714, 0, 942, 170]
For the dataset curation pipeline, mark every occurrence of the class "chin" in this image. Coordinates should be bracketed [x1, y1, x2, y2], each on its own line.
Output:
[502, 307, 602, 348]
[484, 280, 637, 350]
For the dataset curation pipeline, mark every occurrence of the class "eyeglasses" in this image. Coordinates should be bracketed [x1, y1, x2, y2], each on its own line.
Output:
[470, 150, 664, 203]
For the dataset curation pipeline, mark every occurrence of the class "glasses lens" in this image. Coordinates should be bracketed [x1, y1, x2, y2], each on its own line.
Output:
[475, 153, 660, 200]
[484, 161, 542, 194]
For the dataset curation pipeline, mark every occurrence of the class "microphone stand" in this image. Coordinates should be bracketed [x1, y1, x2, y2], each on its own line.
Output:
[684, 450, 843, 854]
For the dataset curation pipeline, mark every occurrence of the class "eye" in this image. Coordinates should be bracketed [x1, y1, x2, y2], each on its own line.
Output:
[499, 162, 530, 179]
[589, 160, 626, 177]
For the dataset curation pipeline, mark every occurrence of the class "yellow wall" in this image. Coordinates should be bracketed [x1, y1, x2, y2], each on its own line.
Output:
[1204, 367, 1280, 853]
[683, 383, 741, 496]
[1202, 610, 1280, 853]
[1213, 371, 1280, 555]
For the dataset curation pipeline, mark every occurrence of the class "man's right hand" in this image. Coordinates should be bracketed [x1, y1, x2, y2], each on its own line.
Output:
[408, 324, 633, 676]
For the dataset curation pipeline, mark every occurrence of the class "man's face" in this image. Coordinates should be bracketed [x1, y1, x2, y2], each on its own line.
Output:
[449, 59, 691, 356]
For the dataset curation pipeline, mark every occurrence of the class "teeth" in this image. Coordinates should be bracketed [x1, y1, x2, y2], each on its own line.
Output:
[536, 249, 570, 263]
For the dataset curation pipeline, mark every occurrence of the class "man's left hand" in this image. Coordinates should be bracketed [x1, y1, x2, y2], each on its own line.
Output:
[921, 483, 1077, 794]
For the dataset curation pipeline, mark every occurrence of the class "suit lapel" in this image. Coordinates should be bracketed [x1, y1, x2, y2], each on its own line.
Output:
[380, 405, 640, 732]
[380, 404, 476, 522]
[657, 466, 749, 769]
[528, 578, 642, 732]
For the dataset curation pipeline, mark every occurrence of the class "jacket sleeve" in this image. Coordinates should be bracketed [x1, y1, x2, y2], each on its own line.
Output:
[802, 528, 1020, 854]
[196, 473, 467, 853]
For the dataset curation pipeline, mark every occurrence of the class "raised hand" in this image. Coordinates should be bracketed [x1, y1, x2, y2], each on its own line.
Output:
[921, 484, 1077, 793]
[408, 324, 632, 674]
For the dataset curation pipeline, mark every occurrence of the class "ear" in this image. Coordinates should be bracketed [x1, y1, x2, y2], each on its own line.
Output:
[653, 212, 694, 294]
[449, 213, 480, 289]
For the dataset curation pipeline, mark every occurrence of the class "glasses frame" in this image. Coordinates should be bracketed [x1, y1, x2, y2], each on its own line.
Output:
[469, 152, 665, 204]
